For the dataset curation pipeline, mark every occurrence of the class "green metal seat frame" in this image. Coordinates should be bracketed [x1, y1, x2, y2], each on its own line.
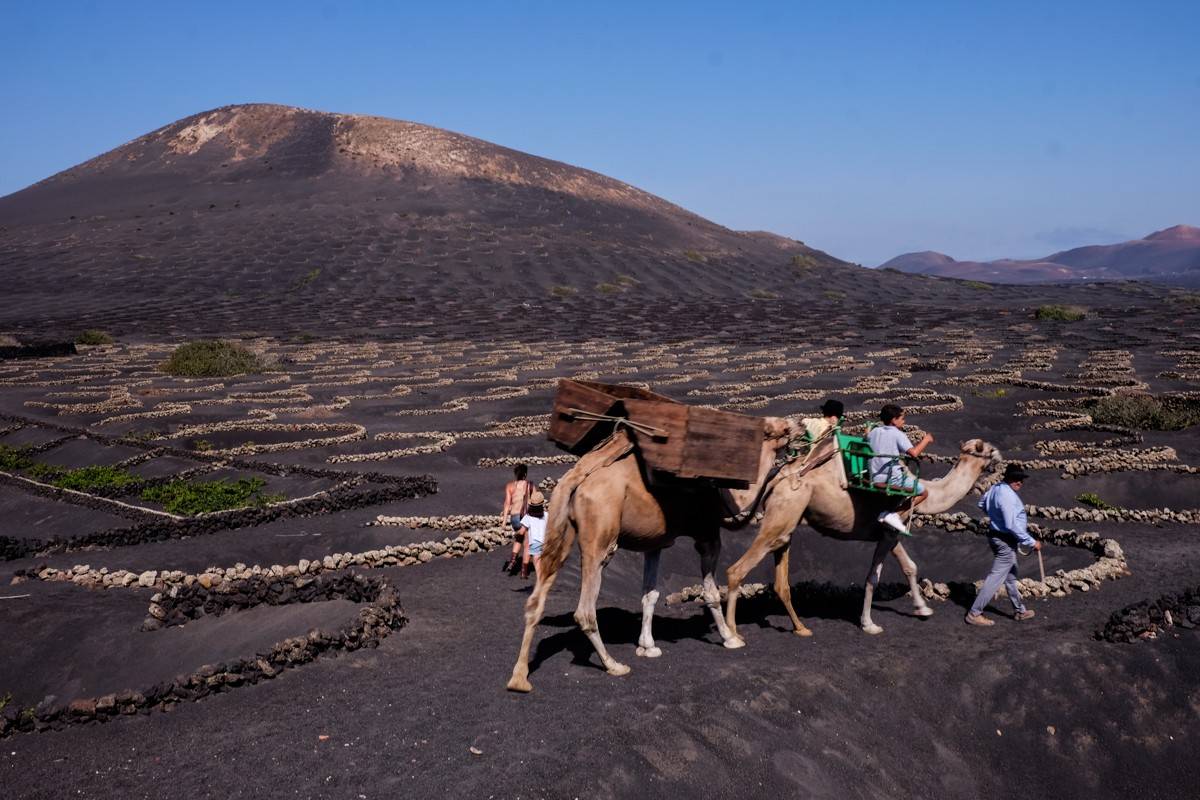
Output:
[835, 424, 921, 498]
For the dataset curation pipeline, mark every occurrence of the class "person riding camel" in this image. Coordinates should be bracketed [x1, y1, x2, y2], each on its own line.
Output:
[868, 404, 933, 535]
[801, 398, 844, 441]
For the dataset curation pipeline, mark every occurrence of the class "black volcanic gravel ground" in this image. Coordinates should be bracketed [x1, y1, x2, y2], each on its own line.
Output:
[1, 303, 1198, 800]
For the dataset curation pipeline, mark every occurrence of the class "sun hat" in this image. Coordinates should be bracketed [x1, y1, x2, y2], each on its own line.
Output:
[529, 491, 546, 507]
[1002, 464, 1030, 483]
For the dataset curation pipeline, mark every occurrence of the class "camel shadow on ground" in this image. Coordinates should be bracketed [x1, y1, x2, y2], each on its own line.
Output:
[524, 579, 933, 677]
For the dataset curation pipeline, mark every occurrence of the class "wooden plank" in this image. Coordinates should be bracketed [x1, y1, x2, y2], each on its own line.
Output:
[622, 398, 688, 474]
[573, 380, 678, 405]
[547, 379, 622, 451]
[679, 407, 761, 482]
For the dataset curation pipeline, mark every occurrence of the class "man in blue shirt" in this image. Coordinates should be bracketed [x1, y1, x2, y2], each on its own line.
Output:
[867, 404, 933, 534]
[965, 464, 1040, 626]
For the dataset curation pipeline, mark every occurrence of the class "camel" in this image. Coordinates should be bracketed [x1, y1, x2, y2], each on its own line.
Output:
[506, 417, 790, 693]
[722, 436, 1003, 644]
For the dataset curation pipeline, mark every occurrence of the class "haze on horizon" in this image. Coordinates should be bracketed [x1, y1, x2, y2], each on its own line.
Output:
[2, 0, 1197, 266]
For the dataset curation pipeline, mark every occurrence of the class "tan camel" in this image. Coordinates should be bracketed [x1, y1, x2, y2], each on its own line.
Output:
[722, 437, 1002, 643]
[506, 418, 789, 693]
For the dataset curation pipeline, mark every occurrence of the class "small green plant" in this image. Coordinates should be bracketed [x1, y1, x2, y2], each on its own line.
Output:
[1076, 492, 1116, 511]
[75, 329, 114, 345]
[748, 288, 779, 300]
[141, 477, 283, 516]
[0, 692, 10, 712]
[291, 268, 321, 291]
[615, 274, 639, 286]
[191, 438, 214, 452]
[549, 285, 578, 298]
[26, 462, 66, 483]
[1170, 292, 1200, 308]
[1035, 304, 1086, 322]
[0, 444, 34, 472]
[595, 282, 622, 294]
[823, 290, 847, 301]
[683, 250, 706, 263]
[964, 280, 993, 291]
[123, 430, 158, 443]
[972, 387, 1009, 399]
[161, 340, 264, 378]
[791, 253, 820, 270]
[51, 465, 140, 493]
[1088, 394, 1200, 431]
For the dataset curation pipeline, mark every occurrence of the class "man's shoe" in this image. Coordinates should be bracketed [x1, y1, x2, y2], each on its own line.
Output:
[879, 512, 910, 536]
[964, 612, 995, 627]
[501, 556, 517, 574]
[1014, 609, 1036, 621]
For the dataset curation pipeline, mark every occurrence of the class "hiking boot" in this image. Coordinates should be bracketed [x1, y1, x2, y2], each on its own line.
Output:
[878, 512, 910, 536]
[519, 561, 531, 580]
[1014, 609, 1036, 621]
[504, 557, 520, 576]
[964, 612, 995, 627]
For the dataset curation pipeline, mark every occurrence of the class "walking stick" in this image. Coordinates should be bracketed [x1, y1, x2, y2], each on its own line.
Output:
[1037, 547, 1046, 585]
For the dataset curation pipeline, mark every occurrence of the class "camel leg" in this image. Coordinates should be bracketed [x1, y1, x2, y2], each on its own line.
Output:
[861, 535, 896, 635]
[506, 556, 563, 693]
[892, 541, 933, 618]
[636, 550, 663, 658]
[575, 538, 630, 677]
[696, 536, 737, 644]
[773, 545, 812, 637]
[724, 486, 810, 649]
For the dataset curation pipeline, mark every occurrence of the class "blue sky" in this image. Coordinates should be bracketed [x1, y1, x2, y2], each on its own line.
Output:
[2, 1, 1198, 264]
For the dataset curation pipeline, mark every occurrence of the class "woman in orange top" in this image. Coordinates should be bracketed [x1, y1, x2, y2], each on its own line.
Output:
[501, 463, 532, 575]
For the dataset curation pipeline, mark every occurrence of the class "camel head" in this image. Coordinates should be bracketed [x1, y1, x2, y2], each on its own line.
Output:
[960, 438, 1003, 488]
[763, 416, 791, 444]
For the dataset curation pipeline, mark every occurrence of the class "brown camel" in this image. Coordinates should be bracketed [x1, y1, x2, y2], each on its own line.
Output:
[722, 437, 1002, 643]
[506, 418, 789, 693]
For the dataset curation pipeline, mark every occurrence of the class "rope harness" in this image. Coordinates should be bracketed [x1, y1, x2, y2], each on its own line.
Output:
[564, 408, 668, 440]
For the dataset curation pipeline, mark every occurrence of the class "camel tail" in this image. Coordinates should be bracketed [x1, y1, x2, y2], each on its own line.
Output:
[539, 478, 578, 574]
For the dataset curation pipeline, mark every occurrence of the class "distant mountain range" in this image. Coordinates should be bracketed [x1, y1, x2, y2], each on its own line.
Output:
[879, 225, 1200, 285]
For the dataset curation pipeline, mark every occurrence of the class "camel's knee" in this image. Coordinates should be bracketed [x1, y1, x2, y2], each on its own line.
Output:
[574, 610, 597, 633]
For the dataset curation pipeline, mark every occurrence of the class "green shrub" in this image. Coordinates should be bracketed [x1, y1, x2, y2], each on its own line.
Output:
[748, 288, 779, 300]
[141, 477, 283, 516]
[972, 387, 1008, 399]
[26, 462, 66, 482]
[1088, 394, 1200, 431]
[51, 465, 140, 493]
[791, 253, 820, 270]
[549, 285, 577, 298]
[964, 280, 993, 291]
[1035, 304, 1086, 322]
[161, 340, 264, 377]
[0, 445, 34, 472]
[1076, 492, 1116, 510]
[683, 250, 707, 263]
[595, 282, 622, 294]
[823, 290, 847, 301]
[615, 274, 640, 286]
[75, 329, 114, 345]
[292, 268, 321, 291]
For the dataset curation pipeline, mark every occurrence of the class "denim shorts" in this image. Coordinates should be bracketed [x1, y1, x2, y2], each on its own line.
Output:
[509, 514, 522, 532]
[889, 473, 923, 494]
[529, 537, 544, 556]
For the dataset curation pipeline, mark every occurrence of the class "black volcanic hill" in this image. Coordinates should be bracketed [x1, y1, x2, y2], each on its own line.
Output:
[879, 225, 1200, 285]
[0, 104, 852, 333]
[0, 104, 1153, 337]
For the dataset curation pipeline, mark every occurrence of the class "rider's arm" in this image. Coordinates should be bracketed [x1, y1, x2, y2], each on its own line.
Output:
[906, 430, 934, 458]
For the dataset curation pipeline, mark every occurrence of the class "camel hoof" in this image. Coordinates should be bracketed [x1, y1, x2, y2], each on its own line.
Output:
[506, 676, 533, 693]
[635, 645, 663, 658]
[606, 662, 632, 677]
[723, 635, 747, 650]
[914, 606, 934, 618]
[793, 627, 814, 638]
[861, 623, 884, 635]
